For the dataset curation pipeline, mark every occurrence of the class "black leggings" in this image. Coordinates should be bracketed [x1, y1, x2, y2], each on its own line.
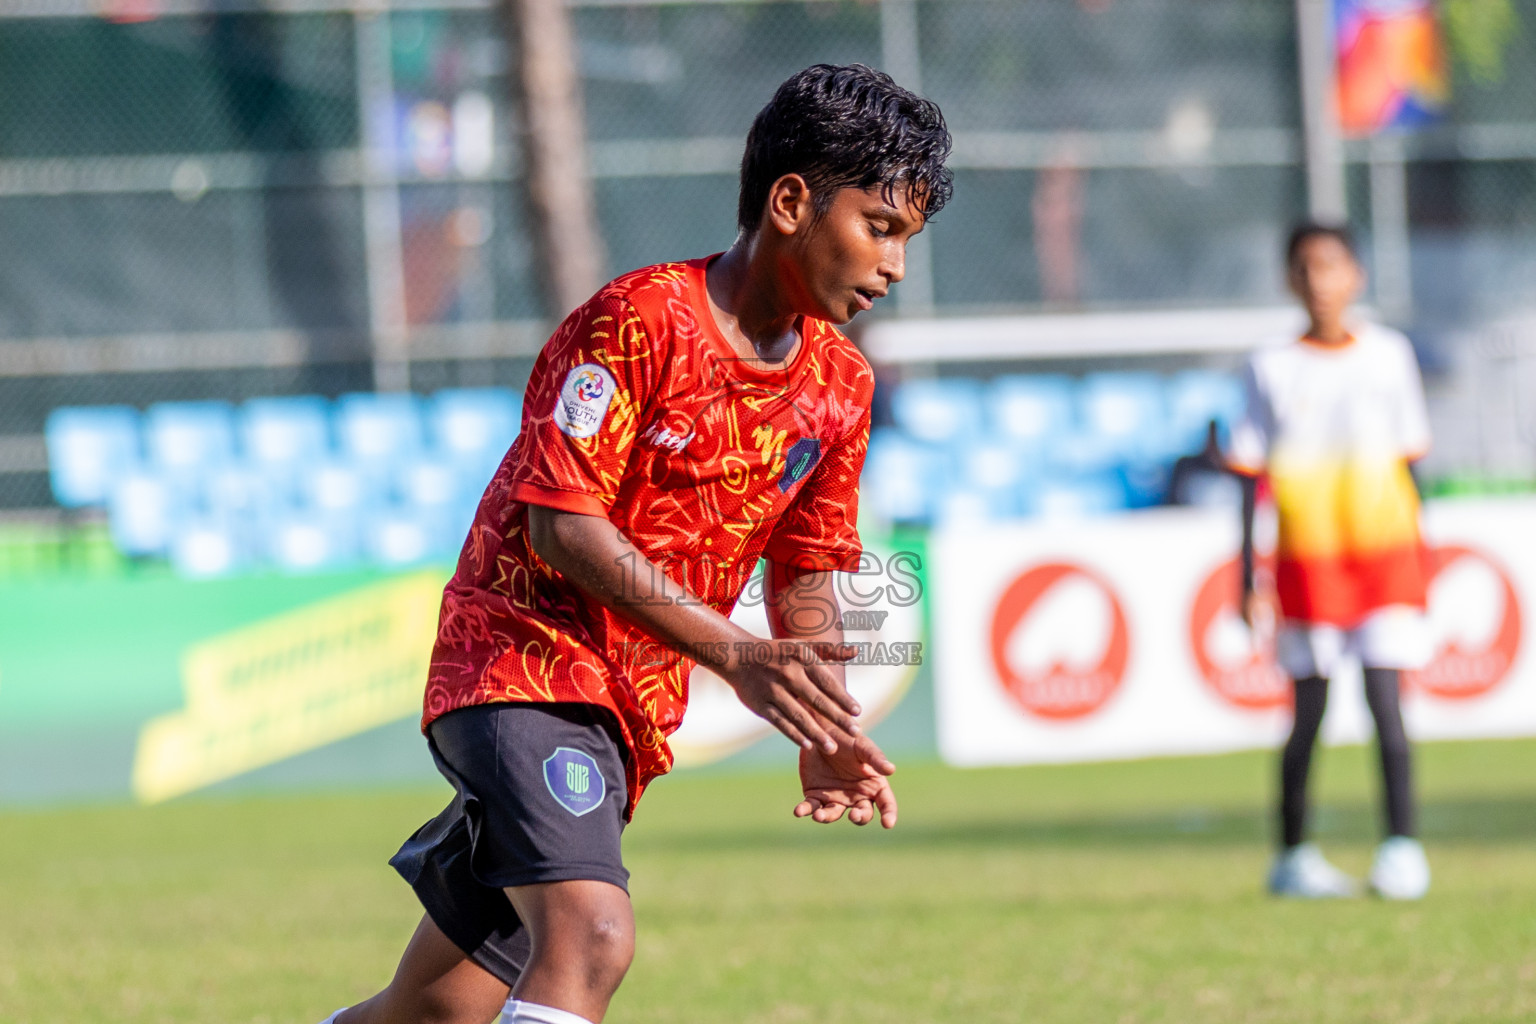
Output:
[1279, 668, 1416, 848]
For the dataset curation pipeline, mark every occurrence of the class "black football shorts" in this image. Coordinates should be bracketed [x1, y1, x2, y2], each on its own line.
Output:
[389, 701, 630, 986]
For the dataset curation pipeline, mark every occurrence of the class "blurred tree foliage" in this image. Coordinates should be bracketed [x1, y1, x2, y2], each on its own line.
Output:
[1442, 0, 1523, 84]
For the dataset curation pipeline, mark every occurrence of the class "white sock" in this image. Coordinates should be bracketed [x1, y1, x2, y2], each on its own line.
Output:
[317, 1011, 347, 1024]
[501, 998, 597, 1024]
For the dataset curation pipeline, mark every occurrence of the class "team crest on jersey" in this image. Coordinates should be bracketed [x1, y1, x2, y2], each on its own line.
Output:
[778, 437, 822, 492]
[554, 363, 617, 439]
[543, 747, 605, 817]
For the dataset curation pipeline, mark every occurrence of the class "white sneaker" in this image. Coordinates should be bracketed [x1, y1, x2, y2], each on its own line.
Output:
[1369, 836, 1430, 900]
[1267, 842, 1360, 898]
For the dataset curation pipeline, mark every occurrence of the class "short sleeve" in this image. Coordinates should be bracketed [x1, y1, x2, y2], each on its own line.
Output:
[1395, 341, 1432, 459]
[1226, 358, 1273, 477]
[761, 404, 870, 574]
[507, 294, 656, 516]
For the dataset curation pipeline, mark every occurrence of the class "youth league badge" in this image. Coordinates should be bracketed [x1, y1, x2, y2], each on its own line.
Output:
[543, 746, 606, 817]
[553, 363, 617, 438]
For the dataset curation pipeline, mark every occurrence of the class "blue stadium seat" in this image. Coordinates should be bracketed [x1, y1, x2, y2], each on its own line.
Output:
[1034, 471, 1129, 519]
[304, 460, 372, 522]
[108, 471, 178, 557]
[988, 374, 1075, 450]
[239, 396, 331, 477]
[336, 392, 424, 469]
[366, 509, 444, 568]
[1119, 458, 1172, 508]
[958, 441, 1030, 491]
[45, 405, 140, 507]
[451, 477, 487, 538]
[1013, 475, 1044, 518]
[1166, 370, 1245, 454]
[863, 428, 945, 524]
[264, 459, 370, 572]
[203, 463, 280, 519]
[1041, 429, 1120, 476]
[169, 518, 243, 579]
[890, 379, 972, 445]
[144, 401, 236, 479]
[395, 459, 470, 554]
[431, 388, 521, 480]
[932, 484, 1017, 526]
[267, 513, 357, 573]
[1078, 372, 1168, 459]
[951, 441, 1031, 520]
[397, 459, 460, 512]
[200, 463, 289, 559]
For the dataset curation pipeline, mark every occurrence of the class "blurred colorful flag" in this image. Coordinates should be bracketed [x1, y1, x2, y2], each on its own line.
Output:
[100, 0, 161, 22]
[1335, 0, 1450, 137]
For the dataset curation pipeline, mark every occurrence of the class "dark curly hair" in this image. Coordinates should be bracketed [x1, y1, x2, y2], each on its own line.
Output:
[1286, 220, 1358, 268]
[737, 64, 953, 233]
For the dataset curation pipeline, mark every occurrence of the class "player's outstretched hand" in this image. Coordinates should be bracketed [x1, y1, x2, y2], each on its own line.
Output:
[794, 730, 898, 829]
[724, 640, 863, 755]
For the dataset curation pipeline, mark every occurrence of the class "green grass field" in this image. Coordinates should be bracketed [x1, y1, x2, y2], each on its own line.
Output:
[2, 740, 1534, 1024]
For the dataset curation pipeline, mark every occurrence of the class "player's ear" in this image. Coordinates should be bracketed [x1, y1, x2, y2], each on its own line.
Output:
[765, 173, 812, 236]
[1285, 260, 1306, 299]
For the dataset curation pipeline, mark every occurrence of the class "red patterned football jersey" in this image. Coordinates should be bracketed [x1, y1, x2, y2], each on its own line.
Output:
[424, 257, 874, 814]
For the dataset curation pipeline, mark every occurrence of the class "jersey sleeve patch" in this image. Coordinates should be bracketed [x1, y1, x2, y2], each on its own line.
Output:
[554, 363, 618, 439]
[778, 437, 822, 493]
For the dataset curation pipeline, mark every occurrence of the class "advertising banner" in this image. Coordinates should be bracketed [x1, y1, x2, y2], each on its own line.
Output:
[132, 571, 443, 803]
[669, 538, 926, 767]
[0, 536, 929, 803]
[931, 498, 1536, 767]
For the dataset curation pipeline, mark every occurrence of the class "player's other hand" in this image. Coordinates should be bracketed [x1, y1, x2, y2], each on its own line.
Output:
[795, 730, 898, 829]
[724, 640, 862, 755]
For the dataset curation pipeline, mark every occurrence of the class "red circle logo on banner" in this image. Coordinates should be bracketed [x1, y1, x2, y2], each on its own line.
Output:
[989, 562, 1129, 719]
[1405, 545, 1522, 700]
[1188, 557, 1289, 710]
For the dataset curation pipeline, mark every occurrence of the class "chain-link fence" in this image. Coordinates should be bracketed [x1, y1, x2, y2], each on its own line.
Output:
[3, 0, 1536, 510]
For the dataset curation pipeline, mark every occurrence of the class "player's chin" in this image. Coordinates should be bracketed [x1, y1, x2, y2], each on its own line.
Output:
[803, 290, 861, 324]
[825, 297, 863, 325]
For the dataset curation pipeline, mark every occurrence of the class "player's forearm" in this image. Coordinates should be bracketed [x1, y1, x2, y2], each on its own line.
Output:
[764, 565, 844, 642]
[527, 505, 751, 669]
[1238, 473, 1257, 598]
[765, 565, 847, 683]
[529, 506, 865, 751]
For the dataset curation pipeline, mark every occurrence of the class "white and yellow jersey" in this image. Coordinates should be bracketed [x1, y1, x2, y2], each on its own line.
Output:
[1229, 323, 1431, 628]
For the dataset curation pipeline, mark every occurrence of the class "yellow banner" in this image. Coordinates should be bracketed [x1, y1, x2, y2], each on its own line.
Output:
[132, 571, 442, 804]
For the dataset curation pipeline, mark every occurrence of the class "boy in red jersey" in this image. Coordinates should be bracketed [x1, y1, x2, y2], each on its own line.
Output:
[321, 65, 952, 1024]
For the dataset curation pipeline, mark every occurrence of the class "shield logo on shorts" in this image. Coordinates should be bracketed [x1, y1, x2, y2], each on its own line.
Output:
[543, 747, 605, 817]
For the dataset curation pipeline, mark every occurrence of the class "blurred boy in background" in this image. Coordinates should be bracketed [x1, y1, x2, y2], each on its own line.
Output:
[1228, 222, 1433, 901]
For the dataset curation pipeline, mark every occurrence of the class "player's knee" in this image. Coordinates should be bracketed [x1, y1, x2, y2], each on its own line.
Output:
[578, 910, 635, 992]
[411, 994, 463, 1024]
